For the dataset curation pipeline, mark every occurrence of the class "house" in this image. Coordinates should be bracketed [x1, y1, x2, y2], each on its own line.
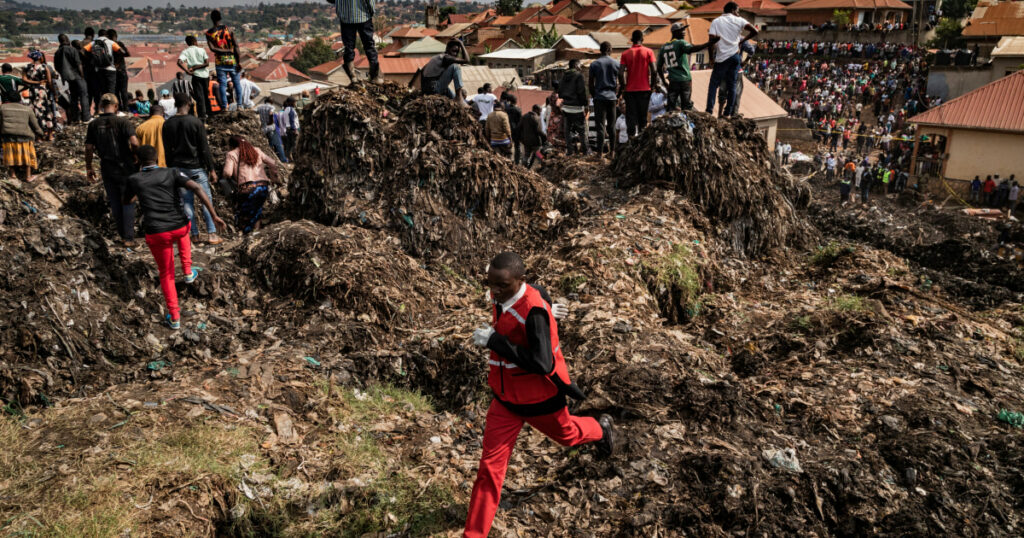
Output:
[598, 2, 678, 22]
[548, 0, 590, 19]
[691, 69, 788, 146]
[644, 17, 713, 66]
[503, 6, 554, 26]
[479, 48, 558, 79]
[249, 60, 311, 94]
[309, 58, 353, 86]
[909, 70, 1024, 185]
[353, 56, 430, 85]
[588, 31, 633, 53]
[784, 0, 911, 27]
[387, 25, 440, 48]
[573, 5, 618, 30]
[436, 22, 477, 41]
[990, 36, 1024, 78]
[962, 0, 1024, 57]
[553, 34, 602, 52]
[399, 37, 448, 58]
[466, 38, 521, 57]
[688, 0, 788, 26]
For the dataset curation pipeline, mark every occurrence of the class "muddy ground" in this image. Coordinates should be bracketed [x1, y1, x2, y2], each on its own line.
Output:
[1, 86, 1023, 537]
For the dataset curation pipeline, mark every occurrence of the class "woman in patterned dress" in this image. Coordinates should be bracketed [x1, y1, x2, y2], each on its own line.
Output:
[24, 50, 56, 141]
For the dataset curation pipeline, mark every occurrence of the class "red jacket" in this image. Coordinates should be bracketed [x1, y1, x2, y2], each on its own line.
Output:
[488, 285, 571, 409]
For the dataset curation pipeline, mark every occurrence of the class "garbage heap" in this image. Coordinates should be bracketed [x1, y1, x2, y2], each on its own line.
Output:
[205, 110, 279, 166]
[613, 113, 810, 256]
[288, 88, 564, 268]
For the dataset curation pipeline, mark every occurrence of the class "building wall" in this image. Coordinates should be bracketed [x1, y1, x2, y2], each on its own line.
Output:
[945, 129, 1024, 181]
[755, 118, 779, 148]
[926, 66, 998, 102]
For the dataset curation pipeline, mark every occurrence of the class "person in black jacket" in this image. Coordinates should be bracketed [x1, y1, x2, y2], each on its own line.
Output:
[502, 93, 523, 165]
[558, 59, 589, 156]
[162, 92, 222, 245]
[54, 34, 89, 123]
[518, 104, 545, 169]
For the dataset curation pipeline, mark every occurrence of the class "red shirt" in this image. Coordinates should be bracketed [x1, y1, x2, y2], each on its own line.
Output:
[621, 44, 655, 92]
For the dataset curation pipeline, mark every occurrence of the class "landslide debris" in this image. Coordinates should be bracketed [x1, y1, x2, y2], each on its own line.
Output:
[288, 87, 564, 268]
[613, 113, 811, 256]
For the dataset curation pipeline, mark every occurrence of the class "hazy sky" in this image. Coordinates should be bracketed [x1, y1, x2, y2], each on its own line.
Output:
[25, 0, 319, 9]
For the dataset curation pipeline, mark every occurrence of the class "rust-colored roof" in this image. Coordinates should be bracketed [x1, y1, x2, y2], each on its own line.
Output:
[605, 13, 672, 25]
[963, 1, 1024, 37]
[596, 24, 649, 36]
[535, 15, 579, 24]
[309, 58, 344, 76]
[506, 6, 553, 25]
[644, 17, 712, 47]
[353, 56, 430, 74]
[786, 0, 910, 10]
[909, 70, 1024, 133]
[389, 25, 440, 38]
[574, 5, 616, 21]
[690, 0, 788, 15]
[249, 60, 310, 82]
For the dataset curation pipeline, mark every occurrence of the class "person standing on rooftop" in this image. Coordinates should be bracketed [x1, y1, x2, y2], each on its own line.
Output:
[706, 1, 758, 117]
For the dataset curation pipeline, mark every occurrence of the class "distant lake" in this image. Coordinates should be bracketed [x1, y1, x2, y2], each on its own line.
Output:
[22, 34, 190, 43]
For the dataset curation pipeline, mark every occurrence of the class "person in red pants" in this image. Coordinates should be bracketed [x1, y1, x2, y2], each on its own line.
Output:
[123, 145, 225, 329]
[466, 252, 615, 537]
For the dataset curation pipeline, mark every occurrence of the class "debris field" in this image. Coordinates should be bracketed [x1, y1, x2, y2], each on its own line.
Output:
[0, 83, 1022, 537]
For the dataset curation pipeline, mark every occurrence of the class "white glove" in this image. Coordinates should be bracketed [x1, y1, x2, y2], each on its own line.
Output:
[472, 326, 495, 347]
[552, 303, 568, 320]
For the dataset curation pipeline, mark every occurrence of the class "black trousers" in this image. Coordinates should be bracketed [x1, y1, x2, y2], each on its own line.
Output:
[68, 77, 90, 122]
[97, 70, 117, 99]
[563, 111, 587, 155]
[116, 69, 129, 111]
[593, 99, 616, 153]
[624, 91, 651, 138]
[191, 75, 209, 119]
[340, 20, 378, 65]
[667, 80, 693, 111]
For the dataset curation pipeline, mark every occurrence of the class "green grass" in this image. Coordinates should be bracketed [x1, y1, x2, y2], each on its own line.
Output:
[558, 273, 588, 294]
[809, 241, 854, 267]
[645, 243, 702, 311]
[831, 294, 869, 313]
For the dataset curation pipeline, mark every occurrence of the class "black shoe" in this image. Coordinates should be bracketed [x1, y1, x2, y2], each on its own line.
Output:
[596, 414, 615, 457]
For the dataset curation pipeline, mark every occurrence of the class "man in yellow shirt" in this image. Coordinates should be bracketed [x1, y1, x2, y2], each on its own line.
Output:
[135, 105, 166, 167]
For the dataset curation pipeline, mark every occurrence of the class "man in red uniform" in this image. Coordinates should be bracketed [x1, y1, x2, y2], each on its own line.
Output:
[465, 252, 615, 538]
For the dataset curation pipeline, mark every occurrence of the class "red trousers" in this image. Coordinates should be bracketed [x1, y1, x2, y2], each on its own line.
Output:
[144, 224, 192, 320]
[464, 399, 603, 537]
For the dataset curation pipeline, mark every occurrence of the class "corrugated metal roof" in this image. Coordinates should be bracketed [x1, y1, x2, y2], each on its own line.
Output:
[557, 34, 601, 49]
[909, 70, 1024, 133]
[574, 5, 616, 21]
[353, 57, 430, 74]
[786, 0, 911, 10]
[963, 2, 1024, 38]
[399, 36, 448, 54]
[589, 31, 632, 48]
[437, 23, 474, 38]
[481, 48, 556, 60]
[690, 69, 788, 121]
[690, 0, 788, 15]
[992, 35, 1024, 56]
[604, 13, 672, 25]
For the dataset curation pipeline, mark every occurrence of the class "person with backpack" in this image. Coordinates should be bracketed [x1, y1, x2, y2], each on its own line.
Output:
[85, 93, 139, 247]
[83, 29, 123, 100]
[107, 30, 131, 112]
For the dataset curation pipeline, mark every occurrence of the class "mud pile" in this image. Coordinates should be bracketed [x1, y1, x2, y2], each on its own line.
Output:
[288, 88, 563, 268]
[613, 113, 811, 255]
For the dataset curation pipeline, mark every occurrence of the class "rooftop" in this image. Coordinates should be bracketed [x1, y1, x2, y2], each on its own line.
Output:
[399, 36, 448, 55]
[909, 70, 1024, 133]
[963, 1, 1024, 38]
[690, 0, 788, 16]
[480, 48, 556, 60]
[785, 0, 911, 10]
[991, 35, 1024, 56]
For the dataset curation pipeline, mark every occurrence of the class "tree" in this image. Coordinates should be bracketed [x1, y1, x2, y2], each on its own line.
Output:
[831, 9, 852, 27]
[525, 24, 559, 48]
[496, 0, 522, 17]
[941, 0, 979, 20]
[292, 37, 336, 75]
[929, 17, 965, 49]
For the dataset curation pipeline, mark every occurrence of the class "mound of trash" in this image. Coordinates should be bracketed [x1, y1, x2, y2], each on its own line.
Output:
[205, 110, 277, 166]
[289, 88, 563, 267]
[613, 113, 810, 255]
[242, 220, 440, 328]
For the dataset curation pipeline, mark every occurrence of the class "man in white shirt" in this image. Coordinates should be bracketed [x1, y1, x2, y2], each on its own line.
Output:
[706, 1, 757, 117]
[236, 71, 260, 109]
[177, 35, 211, 119]
[468, 83, 498, 122]
[782, 142, 791, 164]
[158, 89, 176, 119]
